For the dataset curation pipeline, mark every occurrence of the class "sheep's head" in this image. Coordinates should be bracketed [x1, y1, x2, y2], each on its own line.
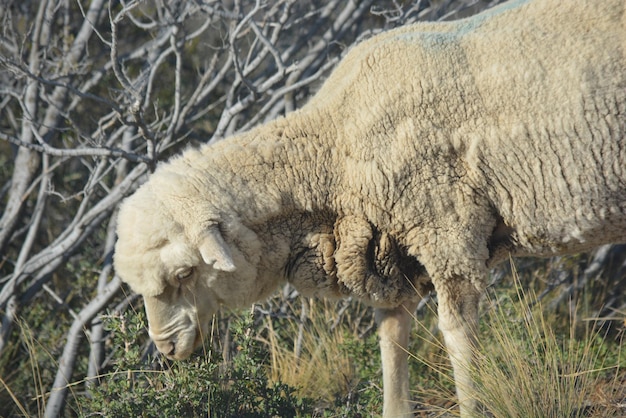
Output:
[114, 186, 242, 360]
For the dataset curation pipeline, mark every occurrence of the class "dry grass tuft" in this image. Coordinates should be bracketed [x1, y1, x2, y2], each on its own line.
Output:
[470, 263, 625, 418]
[260, 299, 368, 406]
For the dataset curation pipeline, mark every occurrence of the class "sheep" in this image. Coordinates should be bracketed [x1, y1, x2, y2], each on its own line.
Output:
[114, 0, 626, 416]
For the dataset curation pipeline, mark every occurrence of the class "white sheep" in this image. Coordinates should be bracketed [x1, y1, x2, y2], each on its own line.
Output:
[114, 0, 626, 416]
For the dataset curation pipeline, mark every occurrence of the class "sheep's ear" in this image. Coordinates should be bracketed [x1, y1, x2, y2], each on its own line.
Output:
[198, 226, 236, 272]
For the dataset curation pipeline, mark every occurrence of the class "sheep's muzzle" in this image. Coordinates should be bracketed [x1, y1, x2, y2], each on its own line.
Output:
[149, 326, 200, 360]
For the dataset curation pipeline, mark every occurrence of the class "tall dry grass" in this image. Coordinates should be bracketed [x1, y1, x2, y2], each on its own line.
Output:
[259, 260, 625, 417]
[470, 265, 624, 418]
[259, 298, 378, 408]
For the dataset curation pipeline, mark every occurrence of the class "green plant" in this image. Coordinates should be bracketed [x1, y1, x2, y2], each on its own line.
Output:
[83, 310, 312, 417]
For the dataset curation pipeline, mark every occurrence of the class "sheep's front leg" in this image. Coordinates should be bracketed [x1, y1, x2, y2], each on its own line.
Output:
[375, 301, 417, 418]
[434, 277, 481, 417]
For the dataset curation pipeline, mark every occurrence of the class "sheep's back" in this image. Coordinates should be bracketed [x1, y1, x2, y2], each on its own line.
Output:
[304, 0, 626, 256]
[459, 0, 626, 254]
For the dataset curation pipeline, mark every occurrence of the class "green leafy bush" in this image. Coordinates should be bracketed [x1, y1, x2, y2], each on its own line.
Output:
[83, 312, 312, 418]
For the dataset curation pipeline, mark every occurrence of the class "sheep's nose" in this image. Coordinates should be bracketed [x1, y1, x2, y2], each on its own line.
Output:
[154, 339, 176, 357]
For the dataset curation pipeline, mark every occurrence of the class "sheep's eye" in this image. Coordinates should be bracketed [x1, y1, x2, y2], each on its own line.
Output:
[175, 267, 194, 282]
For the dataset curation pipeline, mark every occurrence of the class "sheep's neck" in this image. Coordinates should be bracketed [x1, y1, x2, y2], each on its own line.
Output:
[202, 110, 338, 224]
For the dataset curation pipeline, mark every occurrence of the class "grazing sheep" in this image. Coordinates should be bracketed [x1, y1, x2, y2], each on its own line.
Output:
[114, 0, 626, 416]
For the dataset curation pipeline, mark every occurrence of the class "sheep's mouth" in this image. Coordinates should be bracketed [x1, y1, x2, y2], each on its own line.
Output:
[150, 326, 199, 360]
